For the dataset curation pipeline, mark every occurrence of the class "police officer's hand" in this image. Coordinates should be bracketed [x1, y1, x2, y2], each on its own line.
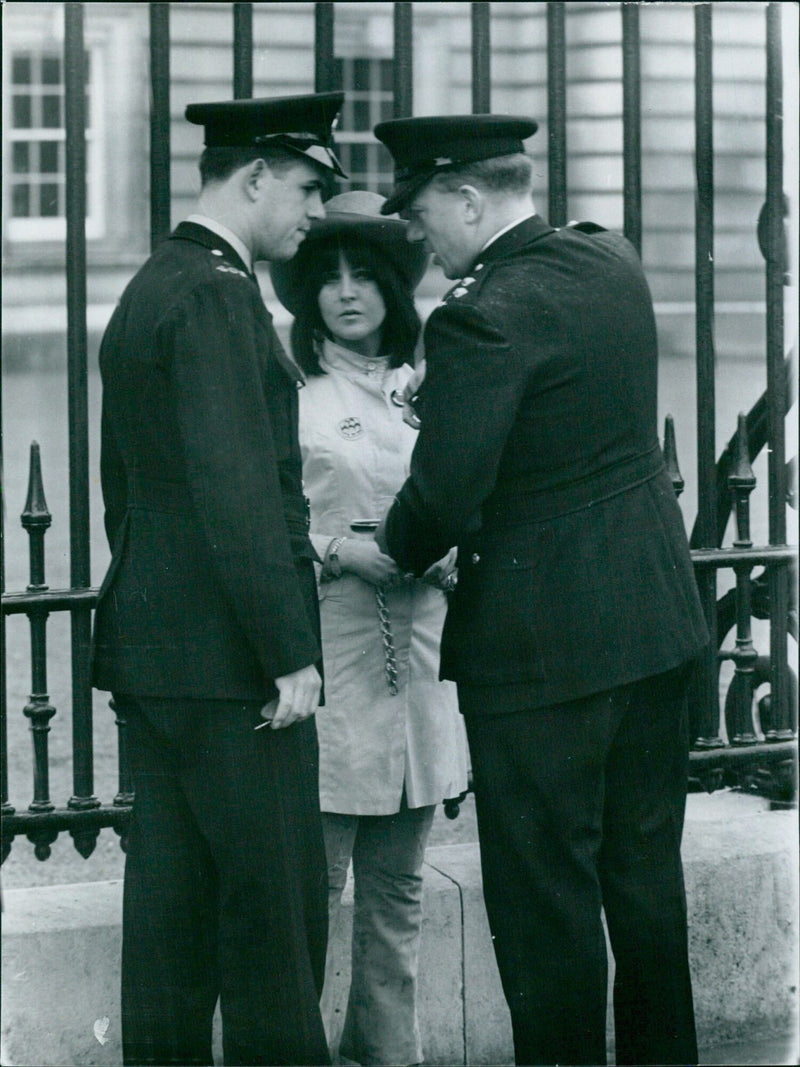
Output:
[338, 538, 409, 588]
[422, 547, 458, 592]
[402, 360, 426, 429]
[264, 664, 322, 729]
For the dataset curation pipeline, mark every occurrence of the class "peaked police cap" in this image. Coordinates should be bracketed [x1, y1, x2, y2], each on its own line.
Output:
[185, 91, 347, 178]
[374, 113, 538, 214]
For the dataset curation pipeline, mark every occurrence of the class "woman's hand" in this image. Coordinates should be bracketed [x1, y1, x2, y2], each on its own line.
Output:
[338, 537, 408, 587]
[402, 359, 426, 429]
[422, 547, 458, 592]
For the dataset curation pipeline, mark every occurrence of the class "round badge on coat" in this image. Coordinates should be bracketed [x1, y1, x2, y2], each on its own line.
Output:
[338, 416, 363, 440]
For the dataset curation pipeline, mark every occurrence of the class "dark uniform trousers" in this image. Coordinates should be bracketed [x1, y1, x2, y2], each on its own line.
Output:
[463, 663, 698, 1067]
[119, 696, 330, 1067]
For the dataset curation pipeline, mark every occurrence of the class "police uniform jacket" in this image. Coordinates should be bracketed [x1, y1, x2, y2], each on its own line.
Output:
[383, 215, 708, 712]
[93, 221, 321, 700]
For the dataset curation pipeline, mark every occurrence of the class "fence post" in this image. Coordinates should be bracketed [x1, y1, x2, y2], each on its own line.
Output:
[724, 415, 759, 746]
[621, 3, 642, 256]
[764, 2, 792, 743]
[394, 3, 413, 118]
[314, 3, 335, 93]
[547, 2, 567, 227]
[149, 2, 171, 249]
[64, 2, 100, 858]
[233, 3, 253, 99]
[21, 445, 59, 860]
[691, 3, 724, 753]
[471, 3, 491, 114]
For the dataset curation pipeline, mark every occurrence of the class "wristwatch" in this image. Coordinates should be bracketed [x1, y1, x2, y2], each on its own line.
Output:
[321, 536, 345, 582]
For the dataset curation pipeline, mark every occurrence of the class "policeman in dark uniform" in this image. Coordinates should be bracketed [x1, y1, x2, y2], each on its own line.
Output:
[374, 115, 709, 1066]
[92, 93, 345, 1066]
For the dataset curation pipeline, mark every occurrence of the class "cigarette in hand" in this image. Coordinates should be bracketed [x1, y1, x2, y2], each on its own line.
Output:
[254, 698, 279, 729]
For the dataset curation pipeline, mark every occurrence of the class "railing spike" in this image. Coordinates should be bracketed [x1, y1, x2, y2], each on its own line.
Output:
[663, 415, 685, 498]
[22, 443, 51, 529]
[728, 412, 756, 490]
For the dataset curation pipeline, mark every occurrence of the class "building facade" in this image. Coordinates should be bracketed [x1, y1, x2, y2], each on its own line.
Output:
[1, 1, 796, 365]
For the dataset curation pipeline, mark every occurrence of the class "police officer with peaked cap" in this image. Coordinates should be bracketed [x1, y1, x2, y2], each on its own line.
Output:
[374, 114, 708, 1066]
[92, 92, 345, 1066]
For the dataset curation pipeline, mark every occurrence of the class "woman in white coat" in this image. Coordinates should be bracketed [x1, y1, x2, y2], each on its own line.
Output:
[271, 191, 468, 1066]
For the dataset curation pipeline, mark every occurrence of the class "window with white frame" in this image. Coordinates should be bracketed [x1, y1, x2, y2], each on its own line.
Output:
[7, 45, 105, 241]
[333, 57, 395, 195]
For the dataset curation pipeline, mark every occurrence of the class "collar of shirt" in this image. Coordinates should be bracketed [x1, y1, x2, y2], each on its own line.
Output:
[479, 209, 537, 256]
[186, 213, 253, 273]
[322, 338, 391, 377]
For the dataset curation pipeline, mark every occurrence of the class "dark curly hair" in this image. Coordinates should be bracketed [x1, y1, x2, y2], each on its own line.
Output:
[289, 239, 422, 376]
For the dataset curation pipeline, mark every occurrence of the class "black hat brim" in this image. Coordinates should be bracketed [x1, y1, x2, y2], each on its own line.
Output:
[381, 171, 438, 216]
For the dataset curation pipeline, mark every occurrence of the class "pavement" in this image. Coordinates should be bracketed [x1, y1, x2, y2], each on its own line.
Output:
[2, 787, 797, 1066]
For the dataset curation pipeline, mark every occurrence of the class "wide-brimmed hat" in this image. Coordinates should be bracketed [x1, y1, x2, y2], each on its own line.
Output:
[270, 190, 429, 316]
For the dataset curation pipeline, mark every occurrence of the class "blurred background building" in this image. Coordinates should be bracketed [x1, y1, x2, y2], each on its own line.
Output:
[3, 1, 793, 369]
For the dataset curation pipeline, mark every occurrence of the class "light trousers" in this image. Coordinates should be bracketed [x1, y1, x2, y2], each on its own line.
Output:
[320, 803, 436, 1066]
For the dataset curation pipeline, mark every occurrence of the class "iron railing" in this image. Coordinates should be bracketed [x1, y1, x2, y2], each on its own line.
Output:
[1, 1, 796, 863]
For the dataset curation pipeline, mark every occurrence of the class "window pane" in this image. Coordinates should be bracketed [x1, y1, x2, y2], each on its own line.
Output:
[352, 58, 371, 91]
[13, 55, 32, 84]
[380, 60, 394, 92]
[42, 94, 62, 128]
[12, 142, 31, 174]
[13, 94, 32, 129]
[338, 144, 353, 172]
[353, 99, 371, 131]
[42, 55, 61, 84]
[12, 183, 31, 217]
[341, 98, 356, 129]
[350, 143, 367, 174]
[40, 183, 60, 217]
[380, 98, 393, 124]
[40, 141, 60, 174]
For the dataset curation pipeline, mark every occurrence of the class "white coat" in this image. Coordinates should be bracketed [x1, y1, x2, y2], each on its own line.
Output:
[299, 339, 469, 815]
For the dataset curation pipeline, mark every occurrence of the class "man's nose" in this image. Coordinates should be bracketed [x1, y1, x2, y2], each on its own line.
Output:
[308, 192, 325, 219]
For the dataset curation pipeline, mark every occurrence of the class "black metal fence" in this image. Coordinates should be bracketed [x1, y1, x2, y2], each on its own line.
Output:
[1, 1, 796, 863]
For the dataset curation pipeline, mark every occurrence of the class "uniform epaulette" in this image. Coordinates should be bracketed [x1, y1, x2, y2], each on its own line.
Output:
[215, 262, 250, 279]
[565, 220, 607, 234]
[440, 267, 484, 307]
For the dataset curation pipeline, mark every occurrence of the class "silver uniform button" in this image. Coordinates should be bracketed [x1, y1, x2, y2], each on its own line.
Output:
[471, 553, 480, 564]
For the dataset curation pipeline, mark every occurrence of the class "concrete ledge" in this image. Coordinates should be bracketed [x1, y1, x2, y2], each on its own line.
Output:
[3, 804, 798, 1066]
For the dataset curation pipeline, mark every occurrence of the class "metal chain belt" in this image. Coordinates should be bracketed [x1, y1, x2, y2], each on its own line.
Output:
[375, 586, 399, 695]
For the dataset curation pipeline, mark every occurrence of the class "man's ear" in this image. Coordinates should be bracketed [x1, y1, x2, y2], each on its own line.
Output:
[459, 184, 483, 224]
[244, 157, 270, 201]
